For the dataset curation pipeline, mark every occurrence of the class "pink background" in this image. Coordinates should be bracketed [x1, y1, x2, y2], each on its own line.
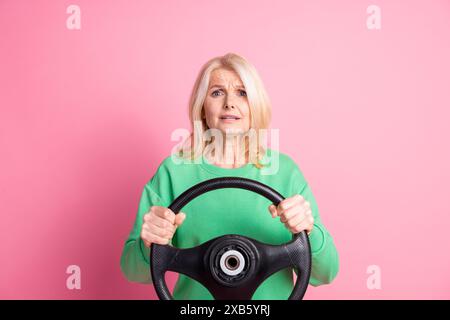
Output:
[1, 0, 449, 299]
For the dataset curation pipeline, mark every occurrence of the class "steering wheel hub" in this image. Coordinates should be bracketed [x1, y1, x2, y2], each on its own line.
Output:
[208, 235, 258, 287]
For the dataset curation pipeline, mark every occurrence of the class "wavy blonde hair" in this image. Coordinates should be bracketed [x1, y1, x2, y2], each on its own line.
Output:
[176, 53, 272, 169]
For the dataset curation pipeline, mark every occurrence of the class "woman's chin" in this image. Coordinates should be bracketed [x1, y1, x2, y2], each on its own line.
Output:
[219, 125, 247, 133]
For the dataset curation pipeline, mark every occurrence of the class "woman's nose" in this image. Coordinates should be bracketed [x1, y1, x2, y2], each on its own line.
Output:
[225, 94, 238, 109]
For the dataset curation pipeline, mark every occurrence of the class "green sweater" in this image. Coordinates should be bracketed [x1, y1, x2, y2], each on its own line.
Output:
[120, 148, 339, 299]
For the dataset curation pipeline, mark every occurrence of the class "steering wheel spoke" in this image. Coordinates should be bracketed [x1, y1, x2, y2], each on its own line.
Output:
[253, 241, 295, 282]
[207, 281, 260, 300]
[165, 242, 211, 286]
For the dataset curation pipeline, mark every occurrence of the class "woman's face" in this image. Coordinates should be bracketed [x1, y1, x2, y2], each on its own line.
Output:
[202, 68, 251, 134]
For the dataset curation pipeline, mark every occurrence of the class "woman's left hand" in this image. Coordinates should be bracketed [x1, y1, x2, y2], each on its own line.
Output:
[268, 194, 314, 235]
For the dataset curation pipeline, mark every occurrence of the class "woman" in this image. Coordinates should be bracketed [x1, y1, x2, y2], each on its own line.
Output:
[120, 53, 339, 299]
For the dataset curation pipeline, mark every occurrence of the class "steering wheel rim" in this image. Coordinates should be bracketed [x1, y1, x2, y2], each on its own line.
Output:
[150, 177, 312, 300]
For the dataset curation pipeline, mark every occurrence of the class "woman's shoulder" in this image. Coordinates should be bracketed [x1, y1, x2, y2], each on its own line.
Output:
[265, 148, 307, 181]
[144, 153, 190, 193]
[151, 152, 203, 178]
[265, 148, 301, 170]
[152, 153, 187, 173]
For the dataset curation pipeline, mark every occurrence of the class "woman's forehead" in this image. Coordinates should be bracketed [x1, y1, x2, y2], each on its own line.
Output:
[210, 68, 244, 87]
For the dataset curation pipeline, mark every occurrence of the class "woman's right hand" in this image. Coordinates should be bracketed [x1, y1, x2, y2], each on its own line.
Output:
[140, 206, 186, 247]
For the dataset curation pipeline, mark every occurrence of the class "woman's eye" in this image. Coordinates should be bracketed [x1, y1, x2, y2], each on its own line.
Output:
[211, 89, 246, 97]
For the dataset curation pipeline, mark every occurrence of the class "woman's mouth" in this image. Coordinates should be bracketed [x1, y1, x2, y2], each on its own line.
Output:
[219, 115, 241, 122]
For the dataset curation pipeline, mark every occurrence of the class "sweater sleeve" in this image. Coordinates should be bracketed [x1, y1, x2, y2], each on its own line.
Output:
[298, 182, 339, 286]
[120, 181, 170, 284]
[290, 168, 339, 286]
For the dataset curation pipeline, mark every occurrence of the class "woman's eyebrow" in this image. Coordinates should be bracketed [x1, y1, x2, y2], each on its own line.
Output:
[209, 84, 246, 90]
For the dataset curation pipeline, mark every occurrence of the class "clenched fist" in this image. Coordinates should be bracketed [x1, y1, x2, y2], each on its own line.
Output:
[268, 194, 314, 235]
[141, 206, 186, 247]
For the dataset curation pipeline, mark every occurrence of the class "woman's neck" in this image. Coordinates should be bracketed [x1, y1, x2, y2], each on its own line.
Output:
[205, 138, 249, 168]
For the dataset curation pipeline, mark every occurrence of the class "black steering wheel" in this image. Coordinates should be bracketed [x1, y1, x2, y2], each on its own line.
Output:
[150, 177, 312, 300]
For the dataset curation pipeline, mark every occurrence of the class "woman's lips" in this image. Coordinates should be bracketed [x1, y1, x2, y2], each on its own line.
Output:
[219, 115, 241, 122]
[220, 117, 240, 123]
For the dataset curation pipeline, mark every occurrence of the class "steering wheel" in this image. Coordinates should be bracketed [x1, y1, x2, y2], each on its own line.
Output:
[150, 177, 312, 300]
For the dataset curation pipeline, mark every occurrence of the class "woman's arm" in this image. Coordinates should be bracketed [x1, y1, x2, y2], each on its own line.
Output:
[296, 182, 340, 286]
[120, 183, 171, 284]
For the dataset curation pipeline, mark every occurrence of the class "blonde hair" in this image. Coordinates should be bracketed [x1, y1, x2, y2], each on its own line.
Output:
[177, 52, 272, 169]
